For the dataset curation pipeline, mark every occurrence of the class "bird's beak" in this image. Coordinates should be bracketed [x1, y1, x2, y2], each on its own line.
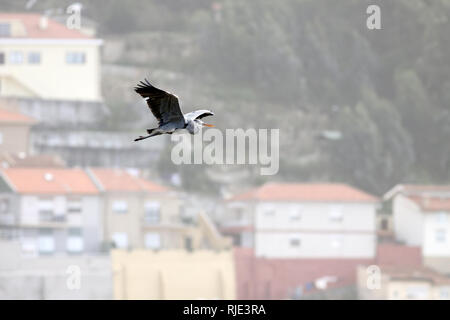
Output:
[203, 123, 215, 127]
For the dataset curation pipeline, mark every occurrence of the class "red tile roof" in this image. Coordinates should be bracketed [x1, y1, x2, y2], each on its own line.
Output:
[0, 13, 91, 39]
[380, 265, 450, 285]
[0, 108, 36, 124]
[376, 243, 422, 267]
[407, 196, 450, 212]
[229, 182, 378, 203]
[385, 184, 450, 211]
[1, 168, 99, 194]
[88, 168, 168, 193]
[400, 184, 450, 193]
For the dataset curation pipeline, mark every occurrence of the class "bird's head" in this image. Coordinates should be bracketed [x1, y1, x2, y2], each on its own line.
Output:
[198, 119, 215, 128]
[200, 110, 215, 127]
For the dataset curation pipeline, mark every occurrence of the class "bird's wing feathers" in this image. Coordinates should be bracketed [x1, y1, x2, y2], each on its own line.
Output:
[134, 78, 185, 127]
[184, 109, 214, 122]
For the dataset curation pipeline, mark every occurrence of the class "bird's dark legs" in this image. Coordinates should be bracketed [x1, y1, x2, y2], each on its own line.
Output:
[134, 135, 152, 142]
[134, 130, 163, 141]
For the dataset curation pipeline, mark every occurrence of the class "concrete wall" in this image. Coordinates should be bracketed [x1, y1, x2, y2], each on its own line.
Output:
[111, 250, 236, 300]
[392, 195, 424, 246]
[0, 123, 31, 154]
[0, 241, 112, 299]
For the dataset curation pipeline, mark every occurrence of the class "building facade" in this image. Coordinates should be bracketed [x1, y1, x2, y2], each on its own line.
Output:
[88, 168, 193, 251]
[0, 13, 102, 102]
[0, 168, 103, 255]
[222, 183, 379, 259]
[0, 106, 36, 155]
[385, 184, 450, 274]
[112, 250, 236, 300]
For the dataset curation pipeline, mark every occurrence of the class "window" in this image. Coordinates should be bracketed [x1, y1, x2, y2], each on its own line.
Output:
[0, 198, 9, 213]
[331, 236, 343, 248]
[112, 200, 128, 214]
[38, 229, 55, 254]
[28, 52, 41, 64]
[289, 207, 302, 221]
[440, 287, 450, 299]
[381, 218, 389, 230]
[0, 23, 11, 37]
[0, 52, 4, 64]
[329, 206, 343, 222]
[112, 232, 128, 249]
[290, 236, 301, 247]
[144, 202, 160, 224]
[435, 229, 447, 243]
[436, 212, 448, 224]
[66, 52, 86, 64]
[38, 198, 55, 222]
[406, 285, 428, 299]
[66, 228, 83, 253]
[145, 232, 161, 249]
[67, 198, 82, 213]
[9, 51, 24, 64]
[233, 207, 244, 220]
[264, 209, 276, 217]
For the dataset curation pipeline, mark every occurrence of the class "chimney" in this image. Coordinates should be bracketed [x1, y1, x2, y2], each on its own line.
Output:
[39, 15, 48, 30]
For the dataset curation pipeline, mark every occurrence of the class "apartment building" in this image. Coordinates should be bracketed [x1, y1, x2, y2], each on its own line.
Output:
[0, 107, 36, 155]
[0, 168, 102, 255]
[385, 184, 450, 274]
[223, 182, 379, 259]
[87, 168, 190, 250]
[0, 13, 102, 101]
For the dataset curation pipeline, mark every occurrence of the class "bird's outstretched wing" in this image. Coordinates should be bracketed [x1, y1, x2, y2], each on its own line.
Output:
[184, 110, 214, 122]
[134, 78, 185, 127]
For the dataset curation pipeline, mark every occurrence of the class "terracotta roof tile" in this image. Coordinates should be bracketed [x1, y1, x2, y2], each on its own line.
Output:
[0, 108, 36, 124]
[386, 184, 450, 211]
[379, 265, 450, 285]
[1, 168, 99, 194]
[0, 13, 91, 39]
[407, 195, 450, 212]
[89, 168, 167, 193]
[229, 182, 378, 203]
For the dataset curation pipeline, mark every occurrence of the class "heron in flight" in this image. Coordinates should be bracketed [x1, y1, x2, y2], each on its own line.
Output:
[133, 78, 215, 141]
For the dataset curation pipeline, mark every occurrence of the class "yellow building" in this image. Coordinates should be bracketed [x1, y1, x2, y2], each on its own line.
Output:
[0, 13, 102, 102]
[112, 250, 236, 300]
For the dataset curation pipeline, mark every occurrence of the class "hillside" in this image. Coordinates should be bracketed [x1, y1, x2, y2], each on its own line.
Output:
[6, 0, 450, 195]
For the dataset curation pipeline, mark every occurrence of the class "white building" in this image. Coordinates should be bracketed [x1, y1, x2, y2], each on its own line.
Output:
[0, 168, 103, 255]
[384, 184, 450, 274]
[222, 183, 379, 259]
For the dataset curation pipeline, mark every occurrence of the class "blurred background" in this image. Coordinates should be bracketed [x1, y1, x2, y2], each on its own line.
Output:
[0, 0, 449, 300]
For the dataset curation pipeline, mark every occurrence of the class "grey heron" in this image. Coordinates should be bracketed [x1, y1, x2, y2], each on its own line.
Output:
[133, 78, 215, 142]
